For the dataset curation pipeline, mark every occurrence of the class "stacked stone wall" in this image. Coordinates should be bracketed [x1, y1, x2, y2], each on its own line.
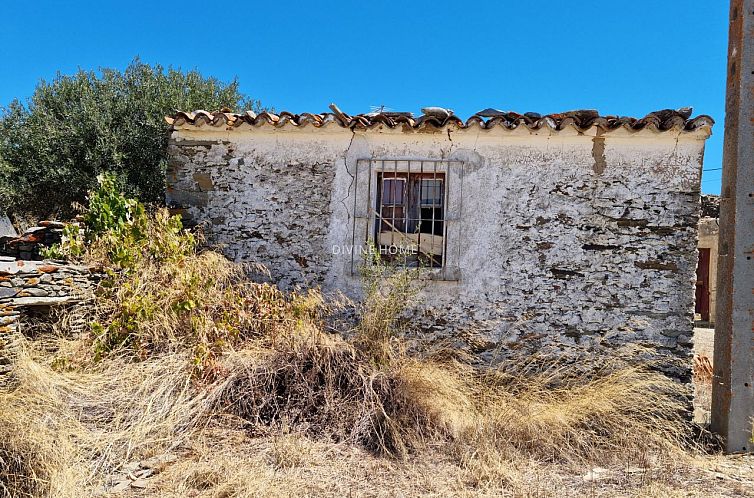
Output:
[0, 221, 68, 260]
[0, 258, 100, 378]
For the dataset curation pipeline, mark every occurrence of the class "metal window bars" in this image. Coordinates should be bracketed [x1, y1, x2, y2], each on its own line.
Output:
[350, 159, 464, 275]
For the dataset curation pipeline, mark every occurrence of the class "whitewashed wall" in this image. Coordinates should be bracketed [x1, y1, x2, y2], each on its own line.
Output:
[167, 123, 710, 379]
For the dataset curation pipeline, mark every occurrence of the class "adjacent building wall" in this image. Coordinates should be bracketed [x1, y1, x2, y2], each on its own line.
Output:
[698, 217, 720, 325]
[167, 123, 710, 379]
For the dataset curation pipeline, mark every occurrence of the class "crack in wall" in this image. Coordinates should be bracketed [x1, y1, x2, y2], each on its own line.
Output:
[339, 130, 357, 222]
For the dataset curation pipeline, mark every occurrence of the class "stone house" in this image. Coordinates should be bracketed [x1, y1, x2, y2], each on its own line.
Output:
[165, 106, 713, 379]
[696, 195, 720, 325]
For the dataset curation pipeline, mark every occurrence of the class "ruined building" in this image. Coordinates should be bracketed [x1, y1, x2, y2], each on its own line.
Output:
[165, 107, 713, 379]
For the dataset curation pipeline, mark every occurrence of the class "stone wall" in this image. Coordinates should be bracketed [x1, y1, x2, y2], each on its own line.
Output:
[167, 123, 711, 380]
[701, 194, 720, 218]
[167, 137, 339, 290]
[0, 258, 100, 377]
[0, 221, 66, 260]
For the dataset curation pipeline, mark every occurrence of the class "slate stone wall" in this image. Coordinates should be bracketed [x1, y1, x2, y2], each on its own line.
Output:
[166, 136, 339, 290]
[166, 127, 709, 380]
[0, 221, 67, 260]
[0, 258, 101, 376]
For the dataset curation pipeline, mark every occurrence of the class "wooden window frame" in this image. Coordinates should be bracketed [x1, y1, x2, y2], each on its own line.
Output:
[350, 159, 464, 280]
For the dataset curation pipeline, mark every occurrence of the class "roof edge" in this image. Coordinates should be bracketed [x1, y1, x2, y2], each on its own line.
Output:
[166, 106, 714, 137]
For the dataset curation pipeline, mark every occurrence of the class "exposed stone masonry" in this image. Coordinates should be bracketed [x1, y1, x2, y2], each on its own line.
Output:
[166, 120, 711, 382]
[167, 139, 337, 290]
[0, 258, 100, 380]
[701, 194, 720, 218]
[0, 221, 66, 260]
[416, 170, 702, 380]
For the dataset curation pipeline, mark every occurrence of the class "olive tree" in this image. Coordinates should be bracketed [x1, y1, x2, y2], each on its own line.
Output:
[0, 59, 260, 218]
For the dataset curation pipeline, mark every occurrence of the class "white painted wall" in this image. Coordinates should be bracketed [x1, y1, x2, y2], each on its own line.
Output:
[168, 121, 710, 377]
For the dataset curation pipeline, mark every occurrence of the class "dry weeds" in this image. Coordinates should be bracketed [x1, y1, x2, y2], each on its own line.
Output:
[2, 321, 734, 497]
[0, 221, 746, 496]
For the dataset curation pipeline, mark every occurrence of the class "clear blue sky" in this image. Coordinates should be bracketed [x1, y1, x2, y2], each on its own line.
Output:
[0, 1, 728, 194]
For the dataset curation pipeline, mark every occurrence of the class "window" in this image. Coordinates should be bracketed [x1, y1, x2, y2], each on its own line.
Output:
[381, 178, 405, 205]
[351, 159, 464, 277]
[376, 172, 446, 268]
[420, 179, 443, 207]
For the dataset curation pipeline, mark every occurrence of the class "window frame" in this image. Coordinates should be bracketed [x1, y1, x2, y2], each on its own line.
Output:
[375, 171, 446, 268]
[419, 178, 444, 208]
[380, 177, 406, 206]
[349, 159, 464, 280]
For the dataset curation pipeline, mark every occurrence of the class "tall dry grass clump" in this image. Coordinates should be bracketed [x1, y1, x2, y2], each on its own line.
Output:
[0, 359, 81, 498]
[476, 362, 690, 463]
[0, 352, 213, 498]
[205, 257, 691, 462]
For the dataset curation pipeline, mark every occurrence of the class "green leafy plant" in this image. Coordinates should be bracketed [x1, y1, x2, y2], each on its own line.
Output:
[39, 224, 84, 260]
[43, 173, 195, 270]
[82, 173, 146, 238]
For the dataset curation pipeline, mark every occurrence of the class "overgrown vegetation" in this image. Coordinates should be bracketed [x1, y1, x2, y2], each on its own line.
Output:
[43, 174, 278, 370]
[43, 173, 196, 268]
[0, 58, 261, 219]
[0, 182, 715, 497]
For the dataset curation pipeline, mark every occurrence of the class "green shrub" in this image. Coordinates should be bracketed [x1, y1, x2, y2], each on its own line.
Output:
[44, 173, 194, 270]
[0, 58, 261, 218]
[50, 175, 286, 372]
[39, 224, 84, 260]
[355, 243, 420, 366]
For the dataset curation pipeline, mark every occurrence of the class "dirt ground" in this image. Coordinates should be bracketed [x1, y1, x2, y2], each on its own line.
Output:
[694, 327, 715, 359]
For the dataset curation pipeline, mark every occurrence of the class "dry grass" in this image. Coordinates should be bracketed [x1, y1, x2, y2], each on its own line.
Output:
[482, 363, 691, 463]
[0, 361, 81, 498]
[129, 430, 747, 498]
[0, 217, 732, 496]
[0, 322, 703, 497]
[205, 320, 693, 462]
[0, 351, 210, 497]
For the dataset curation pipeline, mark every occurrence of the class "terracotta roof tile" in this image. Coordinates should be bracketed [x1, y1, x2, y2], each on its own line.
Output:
[166, 105, 713, 134]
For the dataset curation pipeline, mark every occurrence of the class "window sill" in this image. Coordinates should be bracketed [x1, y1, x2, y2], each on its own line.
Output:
[347, 264, 460, 282]
[418, 266, 460, 282]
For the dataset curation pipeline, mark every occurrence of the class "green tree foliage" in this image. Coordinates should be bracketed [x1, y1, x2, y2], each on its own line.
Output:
[41, 173, 195, 270]
[0, 58, 260, 218]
